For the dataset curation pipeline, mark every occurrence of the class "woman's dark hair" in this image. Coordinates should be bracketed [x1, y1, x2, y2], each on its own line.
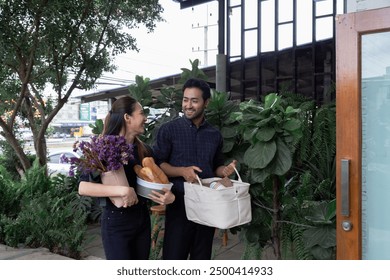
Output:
[103, 96, 151, 160]
[182, 78, 211, 101]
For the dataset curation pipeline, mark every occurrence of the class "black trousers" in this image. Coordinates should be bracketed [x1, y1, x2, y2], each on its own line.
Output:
[101, 202, 151, 260]
[162, 192, 215, 260]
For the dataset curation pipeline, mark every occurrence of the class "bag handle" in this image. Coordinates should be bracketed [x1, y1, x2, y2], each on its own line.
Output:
[193, 166, 243, 187]
[195, 174, 203, 187]
[233, 167, 243, 182]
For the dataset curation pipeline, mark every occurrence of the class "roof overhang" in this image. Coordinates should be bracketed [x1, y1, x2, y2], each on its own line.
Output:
[172, 0, 215, 9]
[78, 39, 333, 104]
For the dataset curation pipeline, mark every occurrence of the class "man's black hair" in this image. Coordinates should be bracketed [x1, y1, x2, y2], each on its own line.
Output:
[182, 78, 211, 101]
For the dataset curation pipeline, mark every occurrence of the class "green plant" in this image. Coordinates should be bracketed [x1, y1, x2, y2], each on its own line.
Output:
[0, 140, 35, 179]
[149, 213, 164, 260]
[0, 166, 22, 243]
[302, 199, 336, 259]
[128, 75, 154, 108]
[18, 158, 52, 198]
[50, 173, 101, 223]
[206, 90, 244, 164]
[179, 59, 208, 83]
[231, 93, 304, 259]
[2, 192, 88, 259]
[0, 161, 91, 258]
[89, 119, 104, 135]
[279, 102, 336, 259]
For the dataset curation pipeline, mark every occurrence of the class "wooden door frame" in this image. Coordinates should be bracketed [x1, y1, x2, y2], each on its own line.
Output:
[336, 6, 390, 260]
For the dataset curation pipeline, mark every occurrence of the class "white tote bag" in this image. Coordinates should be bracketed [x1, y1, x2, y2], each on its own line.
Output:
[184, 168, 251, 229]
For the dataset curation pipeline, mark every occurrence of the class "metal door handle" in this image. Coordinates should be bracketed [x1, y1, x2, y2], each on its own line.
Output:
[341, 159, 350, 216]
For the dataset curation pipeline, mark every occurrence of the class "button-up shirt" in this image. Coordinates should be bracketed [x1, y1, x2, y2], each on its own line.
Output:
[153, 116, 225, 193]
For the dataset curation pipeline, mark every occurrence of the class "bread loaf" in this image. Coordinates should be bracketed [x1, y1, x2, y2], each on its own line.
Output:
[140, 166, 158, 183]
[142, 157, 169, 184]
[134, 164, 149, 181]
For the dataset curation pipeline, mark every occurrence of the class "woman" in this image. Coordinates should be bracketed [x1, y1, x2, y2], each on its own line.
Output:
[78, 96, 175, 260]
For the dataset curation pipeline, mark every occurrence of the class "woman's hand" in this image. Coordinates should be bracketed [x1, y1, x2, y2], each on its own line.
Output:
[120, 186, 139, 208]
[148, 188, 175, 206]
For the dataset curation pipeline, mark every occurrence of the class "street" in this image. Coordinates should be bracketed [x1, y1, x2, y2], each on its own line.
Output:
[24, 137, 90, 155]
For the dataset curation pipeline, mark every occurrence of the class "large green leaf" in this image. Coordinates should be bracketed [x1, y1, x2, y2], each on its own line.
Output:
[250, 168, 270, 183]
[222, 139, 235, 153]
[244, 141, 276, 169]
[303, 226, 336, 249]
[221, 126, 237, 138]
[305, 200, 336, 223]
[283, 119, 301, 132]
[310, 245, 334, 260]
[271, 138, 292, 175]
[244, 225, 271, 245]
[239, 99, 261, 111]
[243, 127, 258, 142]
[264, 93, 279, 109]
[255, 115, 274, 128]
[256, 127, 275, 142]
[285, 105, 301, 115]
[230, 111, 243, 122]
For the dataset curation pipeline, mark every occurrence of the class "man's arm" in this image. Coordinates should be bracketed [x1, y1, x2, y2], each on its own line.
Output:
[160, 162, 202, 183]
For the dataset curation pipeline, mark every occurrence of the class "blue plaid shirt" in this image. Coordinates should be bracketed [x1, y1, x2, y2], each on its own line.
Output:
[153, 116, 225, 193]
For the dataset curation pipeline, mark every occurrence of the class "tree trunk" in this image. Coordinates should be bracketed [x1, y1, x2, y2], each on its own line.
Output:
[35, 131, 48, 168]
[272, 175, 281, 259]
[5, 133, 31, 173]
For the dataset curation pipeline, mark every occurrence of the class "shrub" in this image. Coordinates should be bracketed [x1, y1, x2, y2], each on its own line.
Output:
[0, 159, 89, 259]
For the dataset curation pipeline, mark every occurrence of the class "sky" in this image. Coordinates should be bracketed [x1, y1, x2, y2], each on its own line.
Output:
[78, 0, 218, 96]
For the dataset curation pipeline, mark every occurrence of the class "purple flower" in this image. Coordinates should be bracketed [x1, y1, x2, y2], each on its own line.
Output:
[63, 135, 134, 176]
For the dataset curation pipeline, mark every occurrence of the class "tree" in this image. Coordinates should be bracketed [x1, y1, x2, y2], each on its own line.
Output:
[0, 0, 163, 174]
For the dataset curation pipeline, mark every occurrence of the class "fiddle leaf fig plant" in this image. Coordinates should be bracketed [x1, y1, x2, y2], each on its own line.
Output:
[206, 90, 241, 156]
[233, 93, 303, 183]
[231, 93, 304, 259]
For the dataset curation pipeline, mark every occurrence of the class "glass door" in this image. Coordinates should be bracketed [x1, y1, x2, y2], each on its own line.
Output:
[361, 32, 390, 259]
[336, 7, 390, 259]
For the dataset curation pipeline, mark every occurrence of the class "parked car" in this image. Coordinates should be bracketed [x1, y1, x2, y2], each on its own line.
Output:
[47, 150, 81, 176]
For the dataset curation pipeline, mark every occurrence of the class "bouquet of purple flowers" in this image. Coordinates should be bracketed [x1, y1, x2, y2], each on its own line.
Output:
[62, 135, 134, 177]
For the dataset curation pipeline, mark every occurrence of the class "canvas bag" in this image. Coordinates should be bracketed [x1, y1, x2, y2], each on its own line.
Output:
[184, 168, 251, 229]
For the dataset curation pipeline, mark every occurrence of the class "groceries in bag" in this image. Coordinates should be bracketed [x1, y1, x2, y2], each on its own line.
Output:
[203, 176, 234, 190]
[184, 168, 251, 229]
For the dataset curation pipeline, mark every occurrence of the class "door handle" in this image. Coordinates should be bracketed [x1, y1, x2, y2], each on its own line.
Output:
[341, 159, 350, 216]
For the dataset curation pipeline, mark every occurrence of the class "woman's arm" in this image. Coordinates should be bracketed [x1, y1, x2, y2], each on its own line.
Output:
[78, 181, 138, 208]
[78, 181, 130, 197]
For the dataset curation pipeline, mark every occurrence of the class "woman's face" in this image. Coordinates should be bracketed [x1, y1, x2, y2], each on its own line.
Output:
[125, 102, 147, 137]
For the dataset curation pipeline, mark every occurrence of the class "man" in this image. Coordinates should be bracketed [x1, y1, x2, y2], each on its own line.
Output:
[153, 78, 236, 260]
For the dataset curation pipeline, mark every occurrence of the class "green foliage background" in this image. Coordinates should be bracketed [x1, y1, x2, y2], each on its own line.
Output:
[0, 59, 336, 260]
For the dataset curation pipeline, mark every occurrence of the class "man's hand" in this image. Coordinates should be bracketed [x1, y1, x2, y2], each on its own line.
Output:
[181, 166, 202, 183]
[222, 160, 237, 177]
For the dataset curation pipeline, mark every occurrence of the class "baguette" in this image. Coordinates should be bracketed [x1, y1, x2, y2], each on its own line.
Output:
[134, 164, 149, 181]
[140, 166, 158, 183]
[142, 157, 169, 184]
[133, 164, 144, 178]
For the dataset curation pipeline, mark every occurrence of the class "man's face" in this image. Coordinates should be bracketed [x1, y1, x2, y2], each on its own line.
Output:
[182, 87, 208, 122]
